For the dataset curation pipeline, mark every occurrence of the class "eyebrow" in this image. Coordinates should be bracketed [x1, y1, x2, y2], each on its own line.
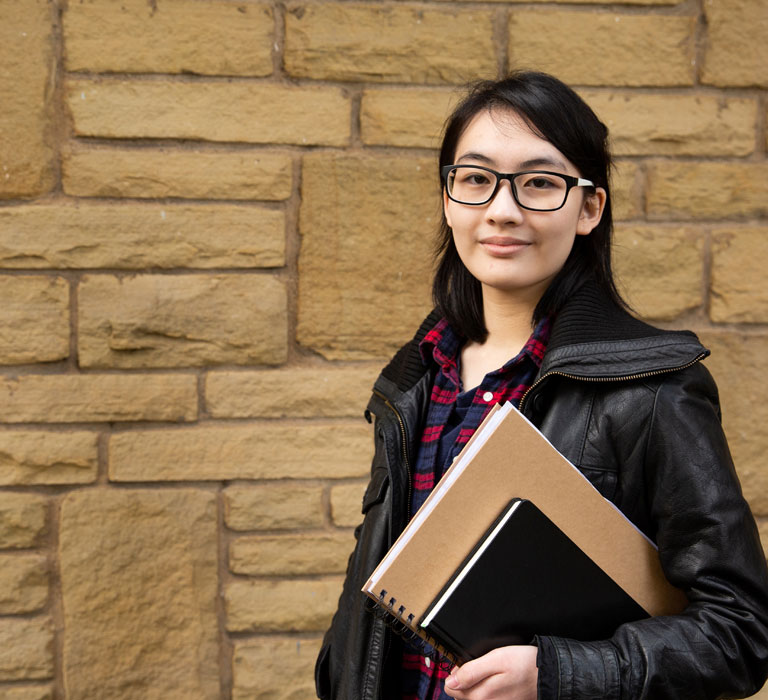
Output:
[455, 152, 569, 172]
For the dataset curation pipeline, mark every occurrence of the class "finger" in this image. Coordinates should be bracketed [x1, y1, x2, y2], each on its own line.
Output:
[446, 650, 505, 690]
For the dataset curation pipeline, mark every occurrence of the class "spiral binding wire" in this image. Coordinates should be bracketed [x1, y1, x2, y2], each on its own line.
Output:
[365, 589, 458, 673]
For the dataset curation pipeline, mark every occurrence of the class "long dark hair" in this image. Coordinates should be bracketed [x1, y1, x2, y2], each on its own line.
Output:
[433, 71, 626, 342]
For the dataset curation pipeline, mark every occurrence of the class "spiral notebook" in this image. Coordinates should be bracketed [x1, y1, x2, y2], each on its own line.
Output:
[362, 402, 687, 663]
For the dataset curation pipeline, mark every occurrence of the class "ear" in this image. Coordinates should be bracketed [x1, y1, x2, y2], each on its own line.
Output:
[443, 188, 453, 229]
[575, 187, 606, 236]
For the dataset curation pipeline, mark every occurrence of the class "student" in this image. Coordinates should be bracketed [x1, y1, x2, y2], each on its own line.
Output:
[314, 71, 768, 700]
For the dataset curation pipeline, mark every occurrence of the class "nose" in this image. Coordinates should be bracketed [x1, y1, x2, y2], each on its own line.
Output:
[485, 178, 524, 225]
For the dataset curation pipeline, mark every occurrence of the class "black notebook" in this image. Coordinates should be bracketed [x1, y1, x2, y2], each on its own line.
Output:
[420, 499, 649, 663]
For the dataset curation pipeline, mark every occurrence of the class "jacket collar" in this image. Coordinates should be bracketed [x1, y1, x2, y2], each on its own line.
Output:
[378, 282, 708, 395]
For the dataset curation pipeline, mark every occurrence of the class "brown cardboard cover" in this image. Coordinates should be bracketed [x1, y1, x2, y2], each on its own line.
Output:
[363, 403, 686, 639]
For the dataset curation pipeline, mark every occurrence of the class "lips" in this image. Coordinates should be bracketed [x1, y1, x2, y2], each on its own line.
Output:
[479, 236, 531, 255]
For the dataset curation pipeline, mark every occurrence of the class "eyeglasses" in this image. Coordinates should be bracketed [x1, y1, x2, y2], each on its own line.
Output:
[442, 164, 595, 211]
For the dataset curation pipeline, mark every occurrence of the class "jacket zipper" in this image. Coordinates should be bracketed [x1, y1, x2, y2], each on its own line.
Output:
[372, 388, 413, 522]
[519, 353, 708, 413]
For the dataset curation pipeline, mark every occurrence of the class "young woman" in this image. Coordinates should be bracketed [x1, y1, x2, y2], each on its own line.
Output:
[314, 71, 768, 700]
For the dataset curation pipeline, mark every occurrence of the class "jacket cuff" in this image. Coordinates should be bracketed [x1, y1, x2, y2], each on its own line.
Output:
[535, 635, 621, 700]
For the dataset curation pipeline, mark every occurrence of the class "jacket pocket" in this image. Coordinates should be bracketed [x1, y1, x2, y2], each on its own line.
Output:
[362, 465, 389, 514]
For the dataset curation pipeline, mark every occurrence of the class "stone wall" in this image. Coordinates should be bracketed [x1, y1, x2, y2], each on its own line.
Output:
[0, 0, 766, 697]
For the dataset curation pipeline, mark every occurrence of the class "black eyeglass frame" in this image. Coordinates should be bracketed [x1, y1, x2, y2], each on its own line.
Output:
[441, 164, 595, 212]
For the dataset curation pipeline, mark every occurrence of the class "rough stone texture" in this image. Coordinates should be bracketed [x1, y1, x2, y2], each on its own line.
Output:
[0, 0, 55, 199]
[0, 202, 285, 269]
[64, 0, 273, 77]
[0, 493, 48, 548]
[361, 88, 459, 148]
[232, 637, 322, 700]
[611, 160, 642, 221]
[78, 274, 287, 368]
[67, 79, 351, 146]
[509, 11, 696, 86]
[330, 481, 367, 527]
[226, 578, 343, 632]
[702, 0, 768, 87]
[699, 332, 768, 515]
[109, 422, 372, 481]
[0, 276, 69, 364]
[224, 484, 324, 531]
[646, 162, 768, 220]
[613, 225, 703, 320]
[206, 365, 379, 418]
[0, 431, 97, 485]
[581, 92, 757, 156]
[0, 375, 197, 423]
[0, 618, 54, 681]
[63, 147, 293, 201]
[59, 489, 219, 700]
[711, 227, 768, 323]
[0, 687, 53, 700]
[298, 153, 435, 360]
[230, 533, 355, 575]
[0, 553, 48, 614]
[285, 3, 495, 84]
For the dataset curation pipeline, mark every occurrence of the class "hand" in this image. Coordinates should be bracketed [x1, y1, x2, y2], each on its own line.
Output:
[443, 645, 538, 700]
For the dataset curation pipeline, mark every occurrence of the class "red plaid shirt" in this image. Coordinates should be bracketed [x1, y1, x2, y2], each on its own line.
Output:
[399, 315, 550, 700]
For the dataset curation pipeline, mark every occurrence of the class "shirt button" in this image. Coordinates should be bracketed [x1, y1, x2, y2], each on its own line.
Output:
[482, 391, 494, 402]
[425, 656, 432, 668]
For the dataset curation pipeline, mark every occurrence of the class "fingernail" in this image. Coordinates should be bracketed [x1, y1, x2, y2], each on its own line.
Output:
[445, 675, 460, 689]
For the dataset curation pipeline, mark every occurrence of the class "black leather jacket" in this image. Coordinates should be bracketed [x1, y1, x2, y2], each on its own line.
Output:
[315, 285, 768, 700]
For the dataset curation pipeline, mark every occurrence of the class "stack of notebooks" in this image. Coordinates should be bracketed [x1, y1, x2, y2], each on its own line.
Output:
[363, 402, 687, 664]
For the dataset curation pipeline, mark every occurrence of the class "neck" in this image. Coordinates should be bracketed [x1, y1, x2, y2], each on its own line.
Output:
[480, 284, 540, 349]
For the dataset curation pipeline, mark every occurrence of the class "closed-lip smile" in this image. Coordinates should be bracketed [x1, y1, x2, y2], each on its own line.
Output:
[479, 236, 531, 254]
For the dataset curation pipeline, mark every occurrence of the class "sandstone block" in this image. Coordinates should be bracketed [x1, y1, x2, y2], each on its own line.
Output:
[109, 422, 372, 481]
[0, 618, 53, 681]
[711, 227, 768, 323]
[646, 162, 768, 220]
[230, 533, 355, 575]
[298, 153, 435, 360]
[361, 89, 459, 148]
[226, 578, 343, 632]
[285, 3, 495, 84]
[699, 332, 768, 515]
[509, 11, 695, 86]
[0, 1, 55, 199]
[331, 481, 368, 527]
[224, 484, 324, 531]
[63, 146, 292, 201]
[59, 489, 219, 700]
[64, 0, 273, 77]
[206, 365, 379, 418]
[0, 375, 196, 423]
[67, 79, 350, 146]
[611, 160, 642, 221]
[232, 637, 322, 700]
[0, 202, 285, 269]
[0, 276, 69, 365]
[0, 431, 97, 485]
[0, 493, 48, 548]
[581, 91, 757, 156]
[0, 553, 48, 614]
[78, 274, 287, 368]
[0, 687, 53, 700]
[702, 0, 768, 87]
[613, 225, 703, 320]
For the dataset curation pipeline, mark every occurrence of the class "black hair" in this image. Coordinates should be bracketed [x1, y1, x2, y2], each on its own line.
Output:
[433, 70, 626, 342]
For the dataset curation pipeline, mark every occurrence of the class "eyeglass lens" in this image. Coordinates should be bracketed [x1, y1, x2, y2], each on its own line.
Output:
[446, 167, 571, 210]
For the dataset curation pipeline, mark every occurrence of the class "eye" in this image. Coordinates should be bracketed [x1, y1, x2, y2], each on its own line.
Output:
[457, 169, 492, 186]
[527, 176, 557, 189]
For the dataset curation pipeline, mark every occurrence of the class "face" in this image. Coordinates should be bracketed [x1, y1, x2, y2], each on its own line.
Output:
[443, 108, 606, 306]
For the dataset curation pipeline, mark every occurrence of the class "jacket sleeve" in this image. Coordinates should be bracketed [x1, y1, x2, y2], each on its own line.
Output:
[536, 364, 768, 700]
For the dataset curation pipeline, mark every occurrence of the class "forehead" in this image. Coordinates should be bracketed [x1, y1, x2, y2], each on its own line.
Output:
[454, 107, 572, 171]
